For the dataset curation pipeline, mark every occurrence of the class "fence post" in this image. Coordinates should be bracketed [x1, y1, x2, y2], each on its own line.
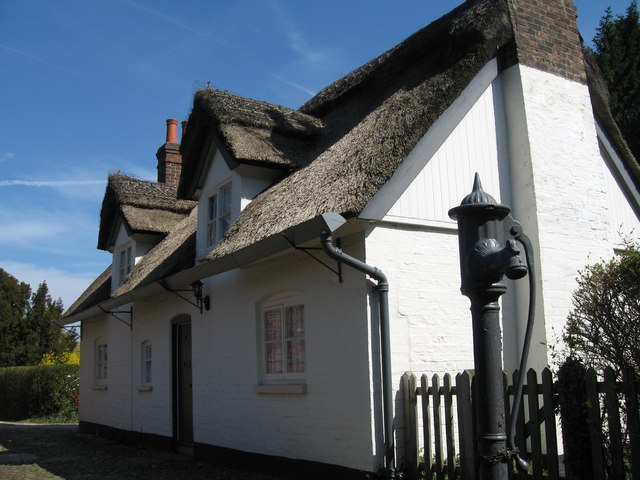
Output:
[557, 359, 595, 480]
[541, 368, 559, 479]
[421, 374, 433, 477]
[623, 365, 640, 480]
[585, 367, 606, 480]
[603, 367, 625, 479]
[402, 372, 419, 480]
[457, 371, 476, 480]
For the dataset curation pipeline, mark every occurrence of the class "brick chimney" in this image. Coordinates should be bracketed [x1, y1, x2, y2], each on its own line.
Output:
[508, 0, 587, 84]
[156, 118, 183, 188]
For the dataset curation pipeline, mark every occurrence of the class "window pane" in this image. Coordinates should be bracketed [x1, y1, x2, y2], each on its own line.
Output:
[287, 339, 306, 373]
[286, 305, 304, 339]
[266, 343, 283, 374]
[265, 309, 282, 341]
[219, 214, 231, 238]
[207, 221, 217, 246]
[221, 184, 231, 214]
[126, 247, 132, 274]
[208, 195, 217, 221]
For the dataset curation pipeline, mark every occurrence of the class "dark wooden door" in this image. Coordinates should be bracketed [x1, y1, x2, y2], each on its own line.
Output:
[175, 322, 193, 445]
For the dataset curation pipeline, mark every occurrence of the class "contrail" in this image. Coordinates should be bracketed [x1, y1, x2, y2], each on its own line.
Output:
[0, 180, 105, 187]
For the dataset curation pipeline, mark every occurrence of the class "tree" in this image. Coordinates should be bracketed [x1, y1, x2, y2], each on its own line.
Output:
[0, 269, 76, 367]
[0, 269, 31, 366]
[593, 0, 640, 160]
[562, 242, 640, 376]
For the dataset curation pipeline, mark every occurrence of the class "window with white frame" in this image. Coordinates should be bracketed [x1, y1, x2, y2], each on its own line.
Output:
[117, 245, 133, 285]
[141, 341, 152, 384]
[94, 339, 108, 382]
[206, 182, 232, 246]
[261, 295, 306, 382]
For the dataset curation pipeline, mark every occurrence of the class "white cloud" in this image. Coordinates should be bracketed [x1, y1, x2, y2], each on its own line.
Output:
[0, 152, 15, 162]
[0, 261, 102, 310]
[0, 216, 67, 247]
[0, 205, 98, 256]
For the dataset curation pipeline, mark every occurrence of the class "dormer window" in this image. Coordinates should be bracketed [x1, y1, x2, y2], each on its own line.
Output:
[118, 245, 133, 285]
[207, 182, 232, 246]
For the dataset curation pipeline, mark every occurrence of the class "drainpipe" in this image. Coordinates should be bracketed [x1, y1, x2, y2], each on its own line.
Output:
[320, 231, 396, 478]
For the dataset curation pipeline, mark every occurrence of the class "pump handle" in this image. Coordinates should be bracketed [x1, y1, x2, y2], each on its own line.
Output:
[503, 216, 536, 473]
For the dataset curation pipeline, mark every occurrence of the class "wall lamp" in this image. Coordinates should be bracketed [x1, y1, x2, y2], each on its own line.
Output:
[191, 280, 210, 313]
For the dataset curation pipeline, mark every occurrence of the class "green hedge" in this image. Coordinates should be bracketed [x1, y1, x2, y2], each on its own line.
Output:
[0, 364, 79, 421]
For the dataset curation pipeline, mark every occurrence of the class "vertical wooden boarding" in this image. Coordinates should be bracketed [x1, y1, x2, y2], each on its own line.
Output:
[432, 374, 444, 480]
[541, 368, 559, 479]
[456, 371, 475, 480]
[526, 369, 543, 480]
[443, 374, 456, 480]
[623, 365, 640, 480]
[585, 367, 606, 480]
[402, 372, 419, 480]
[603, 367, 625, 479]
[422, 374, 433, 477]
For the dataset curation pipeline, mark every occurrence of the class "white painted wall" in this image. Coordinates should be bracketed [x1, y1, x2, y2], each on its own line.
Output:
[82, 233, 381, 471]
[195, 148, 276, 259]
[110, 224, 158, 293]
[502, 64, 615, 370]
[80, 294, 198, 438]
[191, 234, 378, 471]
[80, 310, 133, 431]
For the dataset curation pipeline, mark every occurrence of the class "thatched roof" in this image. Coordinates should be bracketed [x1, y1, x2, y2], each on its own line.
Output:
[98, 174, 196, 250]
[185, 0, 514, 261]
[63, 266, 111, 317]
[179, 90, 325, 197]
[584, 50, 640, 189]
[63, 0, 640, 323]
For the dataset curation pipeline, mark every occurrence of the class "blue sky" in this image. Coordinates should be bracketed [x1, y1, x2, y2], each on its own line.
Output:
[0, 0, 633, 309]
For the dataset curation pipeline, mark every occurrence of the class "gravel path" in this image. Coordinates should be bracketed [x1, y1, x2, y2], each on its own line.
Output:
[0, 422, 289, 480]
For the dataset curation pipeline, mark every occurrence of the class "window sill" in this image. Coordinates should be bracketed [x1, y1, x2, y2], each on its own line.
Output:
[137, 385, 153, 392]
[92, 384, 108, 391]
[255, 384, 307, 395]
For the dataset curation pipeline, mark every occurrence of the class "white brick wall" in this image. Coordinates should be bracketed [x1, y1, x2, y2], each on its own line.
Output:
[503, 64, 614, 370]
[190, 235, 378, 471]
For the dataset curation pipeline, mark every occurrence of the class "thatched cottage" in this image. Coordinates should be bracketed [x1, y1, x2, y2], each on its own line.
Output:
[58, 0, 640, 477]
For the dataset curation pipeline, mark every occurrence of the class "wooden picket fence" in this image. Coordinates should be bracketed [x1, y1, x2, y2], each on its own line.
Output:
[401, 366, 640, 479]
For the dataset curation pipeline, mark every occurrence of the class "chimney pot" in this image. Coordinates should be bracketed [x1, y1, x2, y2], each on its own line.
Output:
[181, 121, 188, 139]
[166, 118, 178, 143]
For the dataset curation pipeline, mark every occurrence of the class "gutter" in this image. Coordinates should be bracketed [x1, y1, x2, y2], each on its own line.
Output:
[320, 230, 396, 478]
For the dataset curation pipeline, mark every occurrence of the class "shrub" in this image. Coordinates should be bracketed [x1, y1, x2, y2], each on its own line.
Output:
[0, 364, 79, 421]
[563, 241, 640, 376]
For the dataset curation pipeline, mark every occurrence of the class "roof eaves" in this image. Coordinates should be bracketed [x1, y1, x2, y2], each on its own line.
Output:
[56, 213, 348, 326]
